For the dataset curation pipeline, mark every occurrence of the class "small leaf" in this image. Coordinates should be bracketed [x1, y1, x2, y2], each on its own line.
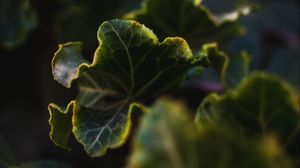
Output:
[197, 43, 228, 80]
[49, 19, 207, 157]
[223, 51, 250, 88]
[0, 0, 36, 49]
[125, 0, 252, 48]
[196, 72, 300, 146]
[48, 102, 74, 150]
[198, 44, 251, 89]
[127, 99, 293, 168]
[0, 135, 16, 168]
[52, 42, 88, 88]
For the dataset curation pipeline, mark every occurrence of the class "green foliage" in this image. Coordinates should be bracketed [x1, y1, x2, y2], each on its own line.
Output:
[196, 72, 300, 156]
[223, 52, 250, 88]
[128, 99, 293, 168]
[0, 135, 70, 168]
[45, 1, 299, 166]
[125, 0, 252, 49]
[195, 43, 250, 88]
[49, 19, 210, 157]
[53, 0, 141, 48]
[0, 0, 36, 49]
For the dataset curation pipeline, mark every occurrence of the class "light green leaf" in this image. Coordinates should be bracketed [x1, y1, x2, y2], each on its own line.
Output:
[128, 99, 293, 168]
[0, 0, 36, 49]
[196, 72, 300, 146]
[52, 42, 88, 88]
[49, 19, 208, 157]
[0, 135, 16, 168]
[125, 0, 252, 48]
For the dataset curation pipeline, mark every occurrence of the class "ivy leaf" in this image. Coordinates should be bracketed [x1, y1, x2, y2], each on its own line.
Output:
[0, 0, 36, 49]
[196, 72, 300, 147]
[125, 0, 252, 49]
[127, 99, 293, 168]
[49, 19, 207, 157]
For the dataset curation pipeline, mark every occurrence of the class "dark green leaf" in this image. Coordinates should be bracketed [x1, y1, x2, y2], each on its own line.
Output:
[198, 44, 251, 89]
[53, 0, 141, 48]
[128, 99, 293, 168]
[48, 102, 74, 150]
[125, 0, 252, 49]
[49, 19, 207, 157]
[0, 0, 36, 49]
[224, 51, 250, 88]
[197, 43, 228, 81]
[196, 72, 300, 146]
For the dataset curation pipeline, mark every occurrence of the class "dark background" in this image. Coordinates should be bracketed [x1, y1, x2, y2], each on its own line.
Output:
[0, 0, 299, 167]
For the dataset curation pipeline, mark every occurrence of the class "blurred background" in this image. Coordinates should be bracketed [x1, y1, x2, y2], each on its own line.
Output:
[0, 0, 299, 167]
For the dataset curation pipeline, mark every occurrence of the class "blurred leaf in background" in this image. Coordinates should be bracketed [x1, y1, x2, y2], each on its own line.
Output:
[128, 99, 293, 168]
[196, 72, 300, 165]
[0, 0, 36, 49]
[125, 0, 252, 51]
[0, 134, 71, 168]
[211, 0, 300, 88]
[53, 0, 141, 50]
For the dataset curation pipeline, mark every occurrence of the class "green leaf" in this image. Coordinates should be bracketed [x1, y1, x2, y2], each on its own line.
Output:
[16, 160, 71, 168]
[49, 19, 207, 157]
[127, 99, 197, 168]
[48, 102, 74, 150]
[196, 72, 300, 146]
[53, 0, 141, 48]
[0, 0, 36, 49]
[197, 43, 228, 81]
[197, 44, 250, 89]
[0, 135, 16, 168]
[223, 51, 250, 88]
[125, 0, 252, 49]
[128, 99, 293, 168]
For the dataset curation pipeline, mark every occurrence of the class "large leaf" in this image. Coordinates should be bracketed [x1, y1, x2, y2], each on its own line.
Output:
[127, 99, 293, 168]
[49, 19, 208, 157]
[125, 0, 252, 49]
[196, 72, 300, 149]
[0, 0, 36, 49]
